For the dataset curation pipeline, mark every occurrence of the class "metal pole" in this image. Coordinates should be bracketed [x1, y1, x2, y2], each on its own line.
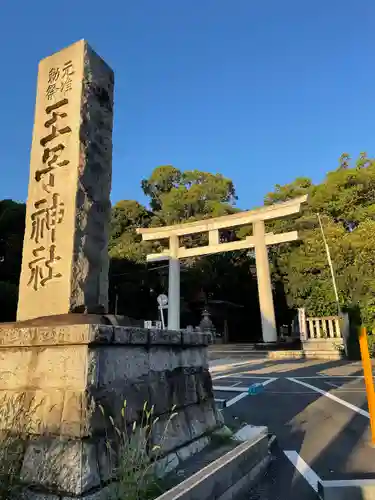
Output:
[359, 327, 375, 445]
[159, 306, 166, 330]
[317, 213, 340, 315]
[115, 292, 118, 315]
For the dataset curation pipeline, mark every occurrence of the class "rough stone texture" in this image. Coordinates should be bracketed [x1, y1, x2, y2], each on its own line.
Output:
[0, 324, 211, 348]
[17, 39, 114, 322]
[19, 493, 60, 500]
[20, 485, 116, 500]
[182, 330, 213, 345]
[268, 349, 344, 360]
[186, 400, 220, 440]
[152, 410, 192, 455]
[154, 452, 180, 478]
[302, 338, 345, 352]
[176, 435, 210, 462]
[0, 324, 220, 497]
[21, 437, 100, 495]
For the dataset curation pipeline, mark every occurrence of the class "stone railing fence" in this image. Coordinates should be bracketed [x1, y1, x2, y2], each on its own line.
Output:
[298, 308, 349, 342]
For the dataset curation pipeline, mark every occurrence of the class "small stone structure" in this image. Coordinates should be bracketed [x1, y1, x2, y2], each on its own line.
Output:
[0, 40, 223, 498]
[298, 307, 348, 359]
[0, 323, 221, 498]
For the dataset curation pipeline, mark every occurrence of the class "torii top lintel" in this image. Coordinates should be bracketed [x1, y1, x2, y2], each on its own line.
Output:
[137, 195, 308, 261]
[137, 195, 308, 241]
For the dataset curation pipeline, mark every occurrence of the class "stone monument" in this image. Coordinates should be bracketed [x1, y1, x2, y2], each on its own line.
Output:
[17, 39, 113, 321]
[0, 40, 222, 499]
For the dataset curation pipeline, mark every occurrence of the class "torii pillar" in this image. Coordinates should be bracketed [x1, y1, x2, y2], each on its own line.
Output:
[168, 235, 180, 331]
[138, 195, 307, 342]
[253, 220, 277, 342]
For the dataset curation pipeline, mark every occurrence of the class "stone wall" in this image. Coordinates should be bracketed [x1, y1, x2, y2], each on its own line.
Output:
[0, 324, 222, 498]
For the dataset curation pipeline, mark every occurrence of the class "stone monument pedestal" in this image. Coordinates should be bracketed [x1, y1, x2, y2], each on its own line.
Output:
[0, 323, 221, 499]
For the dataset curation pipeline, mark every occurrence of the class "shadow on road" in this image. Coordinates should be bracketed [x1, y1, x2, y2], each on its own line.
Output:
[217, 358, 371, 499]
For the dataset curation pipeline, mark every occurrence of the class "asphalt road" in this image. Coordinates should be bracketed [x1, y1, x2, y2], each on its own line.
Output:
[209, 345, 375, 500]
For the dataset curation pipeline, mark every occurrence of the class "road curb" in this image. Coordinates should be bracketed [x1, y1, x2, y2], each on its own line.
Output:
[155, 428, 269, 500]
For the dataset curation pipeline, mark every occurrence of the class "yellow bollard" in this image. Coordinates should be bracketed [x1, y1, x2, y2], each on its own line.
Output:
[359, 327, 375, 446]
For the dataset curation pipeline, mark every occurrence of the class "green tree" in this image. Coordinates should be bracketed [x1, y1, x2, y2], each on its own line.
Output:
[142, 166, 237, 225]
[0, 200, 25, 321]
[141, 165, 182, 212]
[267, 153, 375, 329]
[110, 166, 259, 332]
[109, 200, 152, 263]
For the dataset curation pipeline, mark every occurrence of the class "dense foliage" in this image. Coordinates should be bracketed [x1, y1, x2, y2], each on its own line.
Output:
[266, 153, 375, 329]
[1, 154, 374, 335]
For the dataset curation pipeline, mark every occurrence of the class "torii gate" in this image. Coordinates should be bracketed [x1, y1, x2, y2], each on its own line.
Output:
[137, 195, 307, 343]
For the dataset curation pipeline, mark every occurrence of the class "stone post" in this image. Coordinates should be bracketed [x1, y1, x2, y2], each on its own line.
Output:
[253, 220, 277, 343]
[298, 307, 307, 341]
[17, 39, 114, 321]
[168, 235, 180, 330]
[341, 311, 350, 356]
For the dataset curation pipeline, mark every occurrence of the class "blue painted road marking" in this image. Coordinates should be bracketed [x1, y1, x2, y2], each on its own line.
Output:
[248, 383, 265, 395]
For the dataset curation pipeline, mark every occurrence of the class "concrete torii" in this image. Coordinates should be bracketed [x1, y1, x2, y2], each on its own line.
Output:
[137, 195, 307, 343]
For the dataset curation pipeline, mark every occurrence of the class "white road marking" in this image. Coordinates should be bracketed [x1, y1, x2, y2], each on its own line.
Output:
[292, 376, 365, 379]
[212, 374, 233, 381]
[266, 391, 319, 394]
[214, 378, 278, 405]
[213, 385, 250, 393]
[321, 479, 375, 487]
[335, 389, 367, 393]
[212, 374, 271, 381]
[284, 450, 321, 493]
[226, 392, 249, 407]
[261, 378, 278, 387]
[214, 378, 278, 393]
[210, 360, 263, 373]
[287, 377, 370, 418]
[285, 450, 375, 494]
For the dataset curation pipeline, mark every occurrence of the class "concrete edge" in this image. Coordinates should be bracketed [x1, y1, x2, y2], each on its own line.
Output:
[210, 360, 262, 373]
[217, 455, 270, 500]
[155, 429, 268, 500]
[233, 424, 268, 442]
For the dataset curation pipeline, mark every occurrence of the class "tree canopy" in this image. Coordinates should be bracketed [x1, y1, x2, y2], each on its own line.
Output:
[267, 153, 375, 328]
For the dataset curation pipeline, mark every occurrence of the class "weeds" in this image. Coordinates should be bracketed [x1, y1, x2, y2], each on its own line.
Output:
[0, 392, 179, 500]
[101, 400, 178, 500]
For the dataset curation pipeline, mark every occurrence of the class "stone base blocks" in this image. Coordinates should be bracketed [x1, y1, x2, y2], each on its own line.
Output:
[302, 338, 345, 360]
[0, 324, 221, 498]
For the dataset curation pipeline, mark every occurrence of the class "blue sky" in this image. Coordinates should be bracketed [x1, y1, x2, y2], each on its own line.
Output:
[0, 0, 373, 209]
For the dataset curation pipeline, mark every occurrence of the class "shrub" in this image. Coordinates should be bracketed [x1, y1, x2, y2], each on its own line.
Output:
[367, 332, 375, 358]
